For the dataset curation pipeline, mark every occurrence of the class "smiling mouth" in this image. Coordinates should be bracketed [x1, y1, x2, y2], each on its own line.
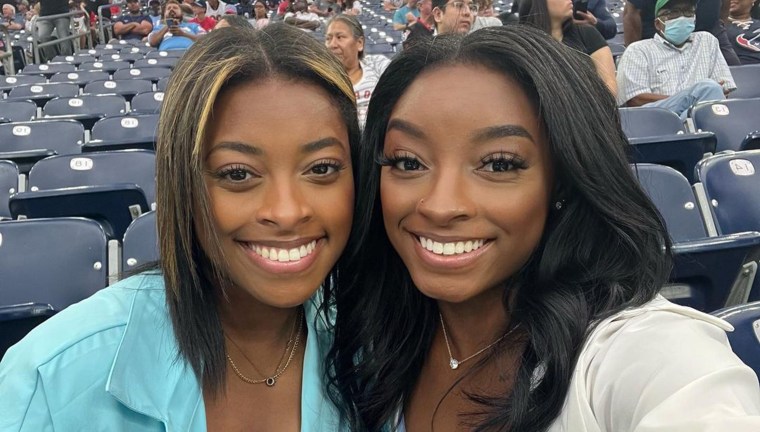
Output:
[240, 239, 318, 263]
[417, 236, 487, 256]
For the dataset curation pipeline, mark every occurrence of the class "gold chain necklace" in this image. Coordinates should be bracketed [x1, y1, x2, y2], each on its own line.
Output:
[439, 312, 520, 370]
[225, 309, 303, 387]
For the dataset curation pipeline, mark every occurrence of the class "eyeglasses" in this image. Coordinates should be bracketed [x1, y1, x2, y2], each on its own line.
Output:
[443, 1, 478, 14]
[657, 8, 695, 21]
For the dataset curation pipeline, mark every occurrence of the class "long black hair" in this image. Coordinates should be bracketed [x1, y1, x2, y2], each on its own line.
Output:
[518, 0, 571, 36]
[327, 25, 671, 431]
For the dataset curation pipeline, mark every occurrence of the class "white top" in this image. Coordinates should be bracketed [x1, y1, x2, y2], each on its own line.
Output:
[397, 296, 760, 431]
[354, 54, 391, 127]
[616, 32, 736, 106]
[206, 0, 227, 18]
[471, 16, 501, 32]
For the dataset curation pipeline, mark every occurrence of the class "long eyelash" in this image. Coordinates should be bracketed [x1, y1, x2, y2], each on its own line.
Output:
[481, 152, 528, 169]
[213, 164, 250, 179]
[376, 152, 416, 167]
[312, 159, 346, 173]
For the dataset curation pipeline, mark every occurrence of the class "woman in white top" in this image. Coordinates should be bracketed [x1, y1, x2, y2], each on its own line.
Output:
[326, 25, 760, 432]
[325, 14, 391, 127]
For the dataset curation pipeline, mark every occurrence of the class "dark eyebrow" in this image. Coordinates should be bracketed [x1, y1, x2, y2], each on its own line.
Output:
[387, 118, 426, 140]
[471, 125, 535, 144]
[302, 137, 344, 154]
[208, 141, 262, 157]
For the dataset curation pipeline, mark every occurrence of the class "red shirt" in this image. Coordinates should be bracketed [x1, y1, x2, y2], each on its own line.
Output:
[190, 16, 217, 32]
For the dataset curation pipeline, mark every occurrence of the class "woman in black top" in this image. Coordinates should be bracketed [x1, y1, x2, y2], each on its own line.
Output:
[519, 0, 617, 96]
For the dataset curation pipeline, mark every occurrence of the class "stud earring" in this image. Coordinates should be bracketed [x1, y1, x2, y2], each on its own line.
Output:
[554, 200, 564, 210]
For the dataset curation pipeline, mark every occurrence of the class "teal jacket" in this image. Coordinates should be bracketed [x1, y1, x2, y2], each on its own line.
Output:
[0, 273, 343, 431]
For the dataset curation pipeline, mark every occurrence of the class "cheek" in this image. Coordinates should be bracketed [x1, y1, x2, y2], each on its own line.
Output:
[379, 172, 413, 227]
[316, 178, 355, 239]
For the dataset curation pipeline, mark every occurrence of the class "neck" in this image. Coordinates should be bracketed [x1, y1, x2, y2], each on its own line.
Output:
[346, 61, 362, 84]
[217, 284, 302, 346]
[731, 11, 751, 20]
[550, 20, 563, 41]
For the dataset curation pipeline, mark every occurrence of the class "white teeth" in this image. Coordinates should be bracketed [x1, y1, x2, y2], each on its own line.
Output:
[249, 240, 318, 263]
[418, 237, 486, 256]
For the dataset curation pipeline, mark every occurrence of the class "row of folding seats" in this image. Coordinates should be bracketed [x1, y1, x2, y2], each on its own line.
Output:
[0, 212, 157, 357]
[633, 150, 760, 313]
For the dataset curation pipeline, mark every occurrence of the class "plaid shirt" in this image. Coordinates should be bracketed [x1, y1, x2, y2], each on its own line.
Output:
[616, 32, 735, 106]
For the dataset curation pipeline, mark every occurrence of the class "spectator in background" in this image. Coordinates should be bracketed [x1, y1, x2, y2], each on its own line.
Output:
[335, 0, 361, 15]
[113, 0, 153, 40]
[326, 14, 391, 126]
[252, 0, 270, 27]
[214, 12, 253, 27]
[309, 0, 337, 17]
[148, 0, 205, 49]
[284, 0, 320, 30]
[728, 0, 760, 63]
[276, 0, 290, 16]
[471, 0, 502, 30]
[190, 0, 216, 31]
[617, 0, 734, 118]
[432, 0, 476, 34]
[393, 0, 419, 30]
[519, 0, 617, 96]
[575, 0, 617, 39]
[148, 0, 162, 25]
[384, 0, 404, 11]
[402, 0, 433, 47]
[236, 0, 253, 16]
[2, 4, 24, 29]
[70, 0, 87, 47]
[206, 0, 226, 18]
[37, 0, 73, 61]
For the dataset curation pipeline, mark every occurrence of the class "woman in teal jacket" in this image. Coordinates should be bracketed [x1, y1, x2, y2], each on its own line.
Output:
[0, 24, 359, 431]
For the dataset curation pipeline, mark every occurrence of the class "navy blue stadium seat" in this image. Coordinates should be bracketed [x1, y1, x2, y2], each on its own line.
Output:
[145, 50, 186, 59]
[7, 83, 80, 107]
[52, 54, 89, 65]
[42, 94, 128, 129]
[49, 70, 110, 87]
[0, 100, 36, 123]
[133, 57, 178, 69]
[0, 160, 18, 218]
[0, 120, 85, 172]
[634, 163, 760, 311]
[78, 59, 131, 74]
[729, 65, 760, 99]
[0, 303, 56, 359]
[120, 45, 153, 55]
[86, 114, 158, 151]
[0, 74, 46, 93]
[19, 62, 77, 77]
[619, 107, 684, 137]
[712, 302, 760, 379]
[83, 79, 153, 101]
[130, 91, 164, 114]
[156, 76, 170, 92]
[109, 52, 144, 63]
[0, 218, 108, 310]
[113, 66, 172, 83]
[122, 210, 158, 270]
[692, 98, 760, 151]
[84, 48, 119, 58]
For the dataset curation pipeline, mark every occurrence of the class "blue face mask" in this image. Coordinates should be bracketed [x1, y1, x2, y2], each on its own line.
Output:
[660, 16, 695, 45]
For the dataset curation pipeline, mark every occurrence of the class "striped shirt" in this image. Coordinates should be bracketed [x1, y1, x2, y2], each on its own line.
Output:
[616, 32, 735, 106]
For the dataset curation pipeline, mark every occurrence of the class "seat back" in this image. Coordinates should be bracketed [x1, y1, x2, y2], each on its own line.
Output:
[633, 164, 707, 242]
[19, 62, 77, 76]
[692, 99, 760, 152]
[8, 83, 79, 100]
[91, 114, 159, 144]
[113, 67, 172, 82]
[712, 302, 760, 379]
[130, 91, 164, 114]
[77, 60, 131, 73]
[0, 218, 108, 310]
[49, 71, 110, 86]
[83, 79, 154, 98]
[0, 100, 36, 122]
[122, 210, 158, 270]
[0, 160, 19, 218]
[133, 57, 178, 69]
[0, 303, 57, 359]
[729, 65, 760, 99]
[0, 75, 46, 93]
[42, 95, 128, 118]
[0, 120, 85, 155]
[145, 50, 186, 59]
[28, 150, 156, 204]
[156, 76, 170, 92]
[619, 107, 685, 138]
[697, 150, 760, 235]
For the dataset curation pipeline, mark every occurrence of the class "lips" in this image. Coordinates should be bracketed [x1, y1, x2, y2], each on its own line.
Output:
[243, 239, 318, 263]
[417, 235, 486, 256]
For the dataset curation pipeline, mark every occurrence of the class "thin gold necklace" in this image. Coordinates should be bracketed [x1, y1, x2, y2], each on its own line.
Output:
[225, 309, 303, 387]
[439, 312, 520, 370]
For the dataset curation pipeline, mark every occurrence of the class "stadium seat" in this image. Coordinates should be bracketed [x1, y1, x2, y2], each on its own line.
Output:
[42, 94, 128, 129]
[84, 48, 119, 58]
[712, 302, 760, 379]
[145, 50, 186, 59]
[130, 91, 164, 114]
[0, 217, 108, 311]
[19, 62, 77, 77]
[0, 120, 85, 172]
[619, 107, 684, 137]
[7, 83, 80, 107]
[83, 79, 153, 101]
[52, 54, 89, 66]
[120, 45, 153, 55]
[133, 57, 178, 69]
[49, 70, 110, 87]
[0, 160, 19, 218]
[122, 210, 158, 271]
[634, 163, 760, 311]
[0, 74, 46, 94]
[86, 114, 158, 151]
[728, 65, 760, 99]
[78, 59, 131, 74]
[156, 76, 170, 92]
[692, 98, 760, 151]
[0, 303, 56, 359]
[113, 66, 172, 83]
[627, 133, 716, 184]
[0, 100, 36, 123]
[108, 52, 144, 63]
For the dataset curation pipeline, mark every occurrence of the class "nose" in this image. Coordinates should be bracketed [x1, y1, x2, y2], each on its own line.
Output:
[255, 179, 313, 230]
[416, 169, 476, 226]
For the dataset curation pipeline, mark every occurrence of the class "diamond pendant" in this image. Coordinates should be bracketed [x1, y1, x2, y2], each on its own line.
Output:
[449, 358, 460, 370]
[265, 377, 276, 387]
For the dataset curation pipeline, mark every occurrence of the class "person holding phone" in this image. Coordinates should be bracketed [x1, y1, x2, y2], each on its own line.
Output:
[572, 0, 617, 39]
[148, 0, 205, 50]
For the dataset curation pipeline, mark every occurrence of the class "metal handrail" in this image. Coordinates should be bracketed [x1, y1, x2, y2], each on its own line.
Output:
[98, 1, 128, 45]
[30, 10, 93, 64]
[0, 25, 14, 75]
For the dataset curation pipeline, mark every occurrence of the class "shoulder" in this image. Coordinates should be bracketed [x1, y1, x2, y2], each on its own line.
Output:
[363, 54, 391, 73]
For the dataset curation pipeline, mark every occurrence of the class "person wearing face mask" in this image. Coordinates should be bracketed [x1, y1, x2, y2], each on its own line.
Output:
[617, 0, 735, 119]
